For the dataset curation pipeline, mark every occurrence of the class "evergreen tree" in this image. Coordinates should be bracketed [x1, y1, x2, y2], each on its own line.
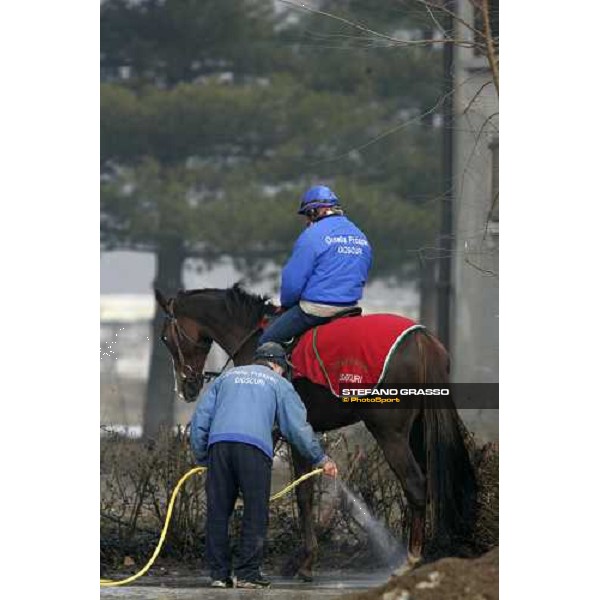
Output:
[100, 0, 444, 434]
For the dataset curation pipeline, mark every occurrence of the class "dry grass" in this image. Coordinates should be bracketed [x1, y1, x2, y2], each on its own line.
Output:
[100, 425, 498, 573]
[100, 426, 206, 569]
[469, 441, 499, 554]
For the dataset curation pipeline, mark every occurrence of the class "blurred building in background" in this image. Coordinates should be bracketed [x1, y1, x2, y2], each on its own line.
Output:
[101, 294, 227, 431]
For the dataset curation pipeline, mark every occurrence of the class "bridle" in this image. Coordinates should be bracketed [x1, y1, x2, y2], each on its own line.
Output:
[163, 309, 215, 387]
[163, 300, 264, 387]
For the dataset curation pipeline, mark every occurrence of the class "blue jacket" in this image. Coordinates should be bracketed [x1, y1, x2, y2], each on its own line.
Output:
[190, 365, 326, 466]
[280, 215, 372, 308]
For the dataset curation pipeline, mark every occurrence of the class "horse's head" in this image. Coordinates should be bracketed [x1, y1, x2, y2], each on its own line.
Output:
[155, 284, 275, 402]
[155, 288, 214, 403]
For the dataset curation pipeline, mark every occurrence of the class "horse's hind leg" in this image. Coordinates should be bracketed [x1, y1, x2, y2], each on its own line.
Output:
[363, 412, 427, 566]
[290, 445, 317, 581]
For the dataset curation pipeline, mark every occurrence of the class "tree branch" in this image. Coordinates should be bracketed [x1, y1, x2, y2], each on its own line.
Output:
[413, 0, 486, 38]
[480, 0, 499, 94]
[277, 0, 477, 49]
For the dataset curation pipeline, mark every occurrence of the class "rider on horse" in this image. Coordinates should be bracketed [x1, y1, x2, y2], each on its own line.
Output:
[258, 185, 372, 347]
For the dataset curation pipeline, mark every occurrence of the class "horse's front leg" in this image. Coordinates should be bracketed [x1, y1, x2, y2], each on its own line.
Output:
[290, 445, 317, 581]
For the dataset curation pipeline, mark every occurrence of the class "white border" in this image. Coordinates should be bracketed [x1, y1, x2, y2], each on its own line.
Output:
[2, 2, 98, 596]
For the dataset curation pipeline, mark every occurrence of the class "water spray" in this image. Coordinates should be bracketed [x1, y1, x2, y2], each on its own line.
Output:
[337, 479, 407, 569]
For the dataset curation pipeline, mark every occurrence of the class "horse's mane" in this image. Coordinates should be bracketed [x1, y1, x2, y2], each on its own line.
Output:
[178, 282, 276, 328]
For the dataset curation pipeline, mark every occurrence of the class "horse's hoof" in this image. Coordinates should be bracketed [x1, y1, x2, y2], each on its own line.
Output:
[393, 553, 421, 577]
[296, 570, 313, 582]
[407, 551, 422, 568]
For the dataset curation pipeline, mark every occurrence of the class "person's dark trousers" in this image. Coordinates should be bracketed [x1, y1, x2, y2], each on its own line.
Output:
[205, 442, 273, 582]
[258, 304, 330, 346]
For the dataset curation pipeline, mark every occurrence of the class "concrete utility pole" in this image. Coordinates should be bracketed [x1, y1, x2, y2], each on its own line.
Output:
[437, 0, 455, 349]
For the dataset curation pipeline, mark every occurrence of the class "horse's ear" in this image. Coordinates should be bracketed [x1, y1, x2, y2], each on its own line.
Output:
[154, 288, 170, 314]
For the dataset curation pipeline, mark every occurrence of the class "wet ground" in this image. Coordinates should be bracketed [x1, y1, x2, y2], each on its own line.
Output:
[101, 548, 499, 600]
[100, 573, 391, 600]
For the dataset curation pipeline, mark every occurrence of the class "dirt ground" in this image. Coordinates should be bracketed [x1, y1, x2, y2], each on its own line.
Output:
[343, 547, 499, 600]
[114, 541, 499, 599]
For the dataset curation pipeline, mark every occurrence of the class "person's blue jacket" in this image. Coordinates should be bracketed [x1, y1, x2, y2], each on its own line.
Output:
[190, 365, 326, 466]
[280, 215, 372, 308]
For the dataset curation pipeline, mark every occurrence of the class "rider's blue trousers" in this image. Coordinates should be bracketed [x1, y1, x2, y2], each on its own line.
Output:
[257, 304, 330, 346]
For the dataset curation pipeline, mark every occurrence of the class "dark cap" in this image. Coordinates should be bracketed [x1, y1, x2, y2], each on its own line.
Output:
[253, 342, 291, 369]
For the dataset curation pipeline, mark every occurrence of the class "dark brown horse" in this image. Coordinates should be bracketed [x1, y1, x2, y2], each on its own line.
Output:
[154, 284, 476, 578]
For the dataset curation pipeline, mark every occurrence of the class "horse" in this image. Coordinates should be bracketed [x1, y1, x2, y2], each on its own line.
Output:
[154, 283, 476, 579]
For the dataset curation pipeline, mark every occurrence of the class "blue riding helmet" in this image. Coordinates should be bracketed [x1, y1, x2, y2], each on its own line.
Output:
[297, 185, 340, 215]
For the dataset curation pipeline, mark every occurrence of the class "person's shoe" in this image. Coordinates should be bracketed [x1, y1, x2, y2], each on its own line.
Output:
[210, 577, 235, 588]
[236, 577, 271, 589]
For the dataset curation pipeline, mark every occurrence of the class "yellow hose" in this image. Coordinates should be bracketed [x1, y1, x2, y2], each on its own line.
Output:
[100, 466, 324, 587]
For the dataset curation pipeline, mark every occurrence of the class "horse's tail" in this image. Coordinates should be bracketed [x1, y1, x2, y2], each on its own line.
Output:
[415, 329, 477, 548]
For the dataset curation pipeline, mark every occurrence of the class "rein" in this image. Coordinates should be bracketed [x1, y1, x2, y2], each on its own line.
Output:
[211, 324, 263, 377]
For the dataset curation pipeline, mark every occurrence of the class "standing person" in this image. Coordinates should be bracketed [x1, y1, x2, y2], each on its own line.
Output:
[190, 342, 338, 589]
[258, 185, 373, 346]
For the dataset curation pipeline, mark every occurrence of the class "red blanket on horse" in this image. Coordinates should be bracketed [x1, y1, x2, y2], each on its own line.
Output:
[291, 314, 425, 396]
